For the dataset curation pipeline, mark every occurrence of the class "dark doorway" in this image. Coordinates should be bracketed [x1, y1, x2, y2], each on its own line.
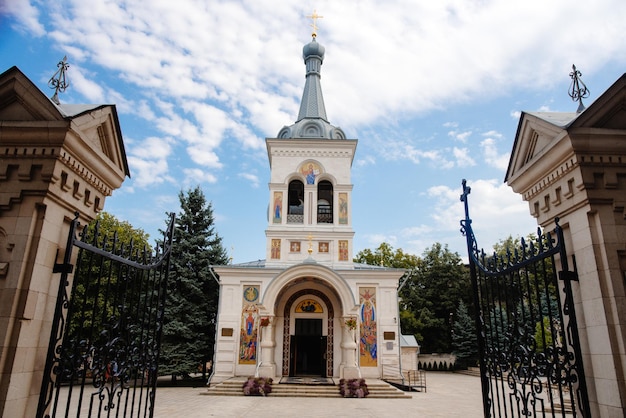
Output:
[290, 319, 326, 376]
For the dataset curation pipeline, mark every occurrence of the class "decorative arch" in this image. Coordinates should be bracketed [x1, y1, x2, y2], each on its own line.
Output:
[281, 288, 334, 376]
[260, 263, 357, 313]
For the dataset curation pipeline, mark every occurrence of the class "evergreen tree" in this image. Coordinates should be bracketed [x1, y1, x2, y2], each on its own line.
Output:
[451, 300, 478, 368]
[400, 243, 471, 353]
[159, 187, 229, 380]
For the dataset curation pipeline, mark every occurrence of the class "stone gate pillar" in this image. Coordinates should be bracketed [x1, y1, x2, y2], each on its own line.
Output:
[505, 75, 626, 417]
[0, 67, 129, 417]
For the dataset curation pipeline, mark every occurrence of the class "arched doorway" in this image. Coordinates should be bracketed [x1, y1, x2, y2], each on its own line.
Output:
[281, 289, 334, 377]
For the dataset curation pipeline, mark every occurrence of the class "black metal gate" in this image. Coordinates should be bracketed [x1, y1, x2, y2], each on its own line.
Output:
[459, 180, 590, 417]
[37, 212, 175, 418]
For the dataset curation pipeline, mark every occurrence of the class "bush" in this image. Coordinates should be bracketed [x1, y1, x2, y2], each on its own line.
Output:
[339, 378, 369, 398]
[242, 376, 273, 396]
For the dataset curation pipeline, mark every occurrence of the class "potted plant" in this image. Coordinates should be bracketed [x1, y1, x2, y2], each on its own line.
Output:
[242, 376, 273, 396]
[339, 378, 369, 398]
[345, 318, 357, 330]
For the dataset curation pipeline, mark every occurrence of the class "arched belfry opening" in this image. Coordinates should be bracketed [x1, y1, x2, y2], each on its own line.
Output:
[287, 179, 304, 223]
[317, 180, 333, 223]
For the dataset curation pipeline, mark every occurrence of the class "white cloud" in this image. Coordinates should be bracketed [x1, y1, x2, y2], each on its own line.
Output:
[481, 137, 510, 171]
[238, 172, 260, 188]
[453, 147, 476, 167]
[2, 0, 45, 36]
[448, 130, 472, 143]
[127, 136, 174, 188]
[182, 168, 218, 185]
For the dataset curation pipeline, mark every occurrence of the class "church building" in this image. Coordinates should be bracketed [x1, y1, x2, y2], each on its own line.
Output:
[210, 32, 406, 383]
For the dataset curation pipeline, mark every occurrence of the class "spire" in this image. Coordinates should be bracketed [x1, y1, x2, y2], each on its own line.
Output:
[276, 11, 346, 140]
[296, 37, 328, 122]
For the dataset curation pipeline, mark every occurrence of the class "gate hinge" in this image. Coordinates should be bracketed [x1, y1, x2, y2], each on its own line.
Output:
[559, 270, 578, 282]
[53, 263, 74, 274]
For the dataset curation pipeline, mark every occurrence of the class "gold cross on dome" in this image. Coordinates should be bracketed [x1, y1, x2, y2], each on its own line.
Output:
[306, 9, 324, 37]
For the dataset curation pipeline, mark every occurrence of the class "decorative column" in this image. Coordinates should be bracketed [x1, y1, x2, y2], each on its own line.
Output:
[257, 316, 276, 378]
[340, 316, 359, 379]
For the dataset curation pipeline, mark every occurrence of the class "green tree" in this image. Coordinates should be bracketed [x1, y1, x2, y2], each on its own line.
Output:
[354, 242, 419, 268]
[400, 243, 471, 353]
[451, 300, 478, 368]
[159, 186, 229, 381]
[68, 211, 151, 337]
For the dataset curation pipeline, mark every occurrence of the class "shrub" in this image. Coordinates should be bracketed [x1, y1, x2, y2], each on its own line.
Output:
[242, 376, 273, 396]
[338, 378, 369, 398]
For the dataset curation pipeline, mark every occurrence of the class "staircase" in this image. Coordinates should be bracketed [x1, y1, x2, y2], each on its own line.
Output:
[205, 377, 411, 398]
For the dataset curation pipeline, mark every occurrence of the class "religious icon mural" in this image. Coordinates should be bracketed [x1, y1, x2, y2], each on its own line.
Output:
[338, 193, 348, 224]
[273, 191, 283, 223]
[338, 240, 349, 261]
[299, 161, 321, 185]
[295, 299, 323, 313]
[359, 287, 377, 367]
[239, 285, 260, 364]
[271, 239, 281, 259]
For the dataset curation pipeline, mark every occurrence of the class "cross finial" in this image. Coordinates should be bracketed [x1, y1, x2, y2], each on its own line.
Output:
[568, 64, 590, 113]
[48, 56, 70, 105]
[306, 9, 324, 38]
[460, 179, 471, 202]
[307, 234, 314, 255]
[460, 179, 472, 222]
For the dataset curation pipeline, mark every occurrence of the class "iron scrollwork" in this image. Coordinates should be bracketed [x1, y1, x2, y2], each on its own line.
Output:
[37, 213, 175, 418]
[460, 180, 590, 417]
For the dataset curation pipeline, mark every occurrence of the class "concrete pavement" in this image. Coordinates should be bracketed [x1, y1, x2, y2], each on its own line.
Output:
[153, 372, 484, 417]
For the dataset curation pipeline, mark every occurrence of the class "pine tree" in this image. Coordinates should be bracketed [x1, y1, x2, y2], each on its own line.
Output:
[159, 187, 229, 381]
[451, 300, 478, 368]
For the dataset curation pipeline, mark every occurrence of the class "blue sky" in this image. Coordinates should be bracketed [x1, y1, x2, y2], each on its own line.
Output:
[2, 0, 626, 263]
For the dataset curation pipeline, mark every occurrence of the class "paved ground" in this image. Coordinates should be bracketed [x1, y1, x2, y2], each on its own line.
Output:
[153, 372, 484, 417]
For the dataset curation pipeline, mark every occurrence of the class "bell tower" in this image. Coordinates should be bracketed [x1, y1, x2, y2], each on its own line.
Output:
[265, 34, 357, 268]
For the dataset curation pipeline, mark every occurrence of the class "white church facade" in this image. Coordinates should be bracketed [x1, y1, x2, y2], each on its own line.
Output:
[210, 34, 406, 383]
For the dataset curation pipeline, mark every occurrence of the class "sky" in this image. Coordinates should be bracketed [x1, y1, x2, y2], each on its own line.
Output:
[2, 0, 626, 264]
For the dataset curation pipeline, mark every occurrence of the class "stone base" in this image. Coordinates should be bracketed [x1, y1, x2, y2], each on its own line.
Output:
[340, 366, 360, 380]
[257, 364, 276, 378]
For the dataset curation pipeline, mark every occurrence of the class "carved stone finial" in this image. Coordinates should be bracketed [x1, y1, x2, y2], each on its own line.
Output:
[48, 56, 70, 105]
[568, 64, 590, 113]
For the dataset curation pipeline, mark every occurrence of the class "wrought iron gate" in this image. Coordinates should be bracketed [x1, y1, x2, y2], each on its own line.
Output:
[37, 212, 175, 418]
[459, 180, 590, 417]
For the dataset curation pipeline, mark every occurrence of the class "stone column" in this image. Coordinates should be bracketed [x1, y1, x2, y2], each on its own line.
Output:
[257, 316, 276, 378]
[340, 316, 359, 379]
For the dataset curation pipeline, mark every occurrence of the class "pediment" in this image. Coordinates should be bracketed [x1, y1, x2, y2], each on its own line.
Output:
[0, 66, 64, 121]
[69, 106, 129, 177]
[505, 113, 566, 182]
[0, 65, 130, 179]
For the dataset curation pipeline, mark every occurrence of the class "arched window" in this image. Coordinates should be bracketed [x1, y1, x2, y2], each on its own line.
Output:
[287, 180, 304, 223]
[317, 180, 333, 224]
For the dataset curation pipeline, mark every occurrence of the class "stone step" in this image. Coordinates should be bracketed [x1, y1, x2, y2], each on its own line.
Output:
[205, 378, 411, 398]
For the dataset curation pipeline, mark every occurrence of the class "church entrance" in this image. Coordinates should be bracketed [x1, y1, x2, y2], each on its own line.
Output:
[290, 319, 327, 377]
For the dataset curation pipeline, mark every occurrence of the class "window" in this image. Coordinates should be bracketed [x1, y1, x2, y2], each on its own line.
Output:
[317, 180, 333, 223]
[287, 180, 304, 223]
